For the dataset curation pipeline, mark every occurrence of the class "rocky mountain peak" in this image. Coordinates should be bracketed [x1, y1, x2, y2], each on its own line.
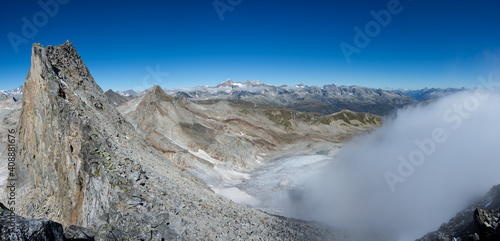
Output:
[215, 78, 235, 88]
[26, 41, 107, 109]
[135, 86, 175, 114]
[294, 83, 305, 88]
[323, 84, 337, 90]
[15, 41, 135, 230]
[104, 89, 129, 107]
[151, 84, 173, 102]
[242, 80, 262, 86]
[0, 85, 23, 99]
[214, 79, 266, 88]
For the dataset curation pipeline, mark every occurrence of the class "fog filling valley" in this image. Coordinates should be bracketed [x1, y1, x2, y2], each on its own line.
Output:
[201, 89, 500, 240]
[301, 89, 500, 239]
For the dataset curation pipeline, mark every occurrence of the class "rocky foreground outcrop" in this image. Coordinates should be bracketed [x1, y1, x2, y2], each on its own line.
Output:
[0, 203, 95, 240]
[474, 208, 500, 240]
[418, 185, 500, 241]
[0, 41, 350, 240]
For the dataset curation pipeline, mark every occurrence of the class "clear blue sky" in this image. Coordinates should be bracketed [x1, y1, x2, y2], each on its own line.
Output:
[1, 0, 500, 91]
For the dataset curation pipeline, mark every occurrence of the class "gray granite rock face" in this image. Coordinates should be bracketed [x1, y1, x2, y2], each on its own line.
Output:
[6, 41, 349, 240]
[0, 202, 94, 241]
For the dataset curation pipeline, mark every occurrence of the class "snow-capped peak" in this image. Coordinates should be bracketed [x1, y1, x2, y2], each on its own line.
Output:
[215, 79, 264, 88]
[0, 85, 23, 98]
[215, 79, 236, 88]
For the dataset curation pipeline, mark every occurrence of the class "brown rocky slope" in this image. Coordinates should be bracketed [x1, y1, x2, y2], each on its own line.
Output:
[121, 85, 381, 174]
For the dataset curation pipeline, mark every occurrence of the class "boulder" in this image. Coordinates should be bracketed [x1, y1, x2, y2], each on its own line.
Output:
[474, 208, 500, 241]
[0, 203, 94, 241]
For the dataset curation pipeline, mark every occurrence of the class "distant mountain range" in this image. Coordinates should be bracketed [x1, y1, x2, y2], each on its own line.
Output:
[0, 85, 23, 100]
[162, 79, 467, 116]
[116, 89, 137, 97]
[0, 80, 467, 116]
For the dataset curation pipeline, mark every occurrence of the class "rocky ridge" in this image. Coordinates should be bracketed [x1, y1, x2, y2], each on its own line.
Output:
[1, 41, 351, 240]
[104, 89, 134, 107]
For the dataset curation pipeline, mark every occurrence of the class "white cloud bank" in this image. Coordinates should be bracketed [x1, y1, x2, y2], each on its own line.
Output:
[300, 88, 500, 240]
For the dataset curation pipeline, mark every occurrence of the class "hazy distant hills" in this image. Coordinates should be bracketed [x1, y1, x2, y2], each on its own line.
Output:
[396, 87, 467, 102]
[163, 80, 471, 116]
[1, 80, 467, 116]
[166, 80, 414, 116]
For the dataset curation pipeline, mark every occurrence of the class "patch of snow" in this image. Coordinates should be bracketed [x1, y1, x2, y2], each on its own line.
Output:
[213, 166, 250, 184]
[189, 149, 222, 165]
[59, 78, 69, 89]
[486, 200, 493, 208]
[255, 155, 263, 164]
[240, 131, 245, 136]
[166, 137, 188, 150]
[211, 187, 260, 206]
[199, 122, 212, 129]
